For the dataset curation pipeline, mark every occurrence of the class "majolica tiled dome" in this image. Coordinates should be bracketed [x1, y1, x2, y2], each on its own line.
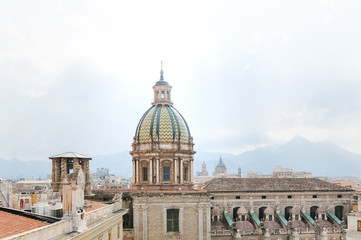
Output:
[135, 104, 191, 143]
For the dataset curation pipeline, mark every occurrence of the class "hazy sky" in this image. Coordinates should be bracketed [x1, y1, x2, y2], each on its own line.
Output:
[1, 0, 361, 161]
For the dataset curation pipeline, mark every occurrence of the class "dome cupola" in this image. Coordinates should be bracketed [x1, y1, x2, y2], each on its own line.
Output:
[152, 62, 173, 105]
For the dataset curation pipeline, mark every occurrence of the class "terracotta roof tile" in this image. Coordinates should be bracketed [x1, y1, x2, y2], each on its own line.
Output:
[0, 210, 49, 238]
[203, 178, 355, 192]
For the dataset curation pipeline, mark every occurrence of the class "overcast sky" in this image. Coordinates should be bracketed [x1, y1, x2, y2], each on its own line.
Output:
[1, 0, 361, 161]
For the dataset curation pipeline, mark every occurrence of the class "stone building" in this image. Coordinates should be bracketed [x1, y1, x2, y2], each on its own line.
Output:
[213, 157, 227, 176]
[203, 177, 354, 239]
[50, 152, 92, 195]
[247, 166, 312, 179]
[346, 193, 361, 239]
[129, 67, 211, 240]
[96, 167, 110, 180]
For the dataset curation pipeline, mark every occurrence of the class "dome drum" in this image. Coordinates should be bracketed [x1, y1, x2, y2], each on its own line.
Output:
[133, 141, 194, 152]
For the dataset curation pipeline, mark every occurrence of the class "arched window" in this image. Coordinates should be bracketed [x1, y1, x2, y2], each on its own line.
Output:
[310, 206, 318, 220]
[259, 206, 267, 221]
[233, 207, 240, 221]
[335, 206, 344, 220]
[285, 206, 292, 221]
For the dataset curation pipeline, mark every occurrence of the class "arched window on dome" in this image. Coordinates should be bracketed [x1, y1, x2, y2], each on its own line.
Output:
[161, 91, 165, 99]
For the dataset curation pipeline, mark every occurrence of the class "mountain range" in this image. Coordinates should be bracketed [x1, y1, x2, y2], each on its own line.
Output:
[0, 136, 360, 179]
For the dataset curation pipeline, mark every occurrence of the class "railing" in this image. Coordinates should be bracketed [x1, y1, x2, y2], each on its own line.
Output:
[86, 201, 122, 222]
[210, 229, 232, 236]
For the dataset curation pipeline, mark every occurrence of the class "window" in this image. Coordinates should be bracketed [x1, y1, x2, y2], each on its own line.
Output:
[337, 195, 342, 198]
[67, 158, 73, 173]
[183, 167, 188, 181]
[310, 206, 318, 219]
[269, 215, 273, 221]
[163, 167, 170, 181]
[321, 214, 325, 220]
[358, 220, 361, 231]
[117, 225, 120, 238]
[108, 231, 111, 239]
[161, 91, 165, 99]
[287, 195, 292, 199]
[313, 195, 317, 198]
[157, 91, 159, 98]
[236, 196, 240, 199]
[142, 167, 148, 182]
[167, 91, 169, 99]
[262, 196, 266, 199]
[214, 216, 218, 221]
[241, 215, 246, 221]
[167, 209, 179, 232]
[295, 215, 299, 220]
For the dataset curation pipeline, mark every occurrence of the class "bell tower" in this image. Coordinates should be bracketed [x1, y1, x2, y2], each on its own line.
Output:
[50, 152, 91, 195]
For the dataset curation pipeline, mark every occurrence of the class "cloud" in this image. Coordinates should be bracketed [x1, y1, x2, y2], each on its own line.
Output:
[1, 0, 361, 163]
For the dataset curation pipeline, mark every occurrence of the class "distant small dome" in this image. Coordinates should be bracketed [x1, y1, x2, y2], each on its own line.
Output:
[212, 207, 220, 215]
[237, 206, 247, 215]
[216, 157, 226, 169]
[290, 207, 300, 214]
[316, 206, 326, 214]
[264, 207, 274, 214]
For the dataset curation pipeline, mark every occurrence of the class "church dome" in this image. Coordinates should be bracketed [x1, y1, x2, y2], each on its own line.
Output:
[135, 104, 191, 143]
[216, 157, 226, 169]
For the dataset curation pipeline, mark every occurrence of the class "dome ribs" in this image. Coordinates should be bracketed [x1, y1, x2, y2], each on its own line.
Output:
[165, 105, 176, 141]
[171, 106, 191, 142]
[170, 106, 182, 141]
[136, 105, 154, 141]
[149, 104, 160, 141]
[155, 104, 162, 139]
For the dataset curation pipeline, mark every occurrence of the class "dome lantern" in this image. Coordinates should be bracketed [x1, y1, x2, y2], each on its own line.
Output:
[152, 62, 173, 105]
